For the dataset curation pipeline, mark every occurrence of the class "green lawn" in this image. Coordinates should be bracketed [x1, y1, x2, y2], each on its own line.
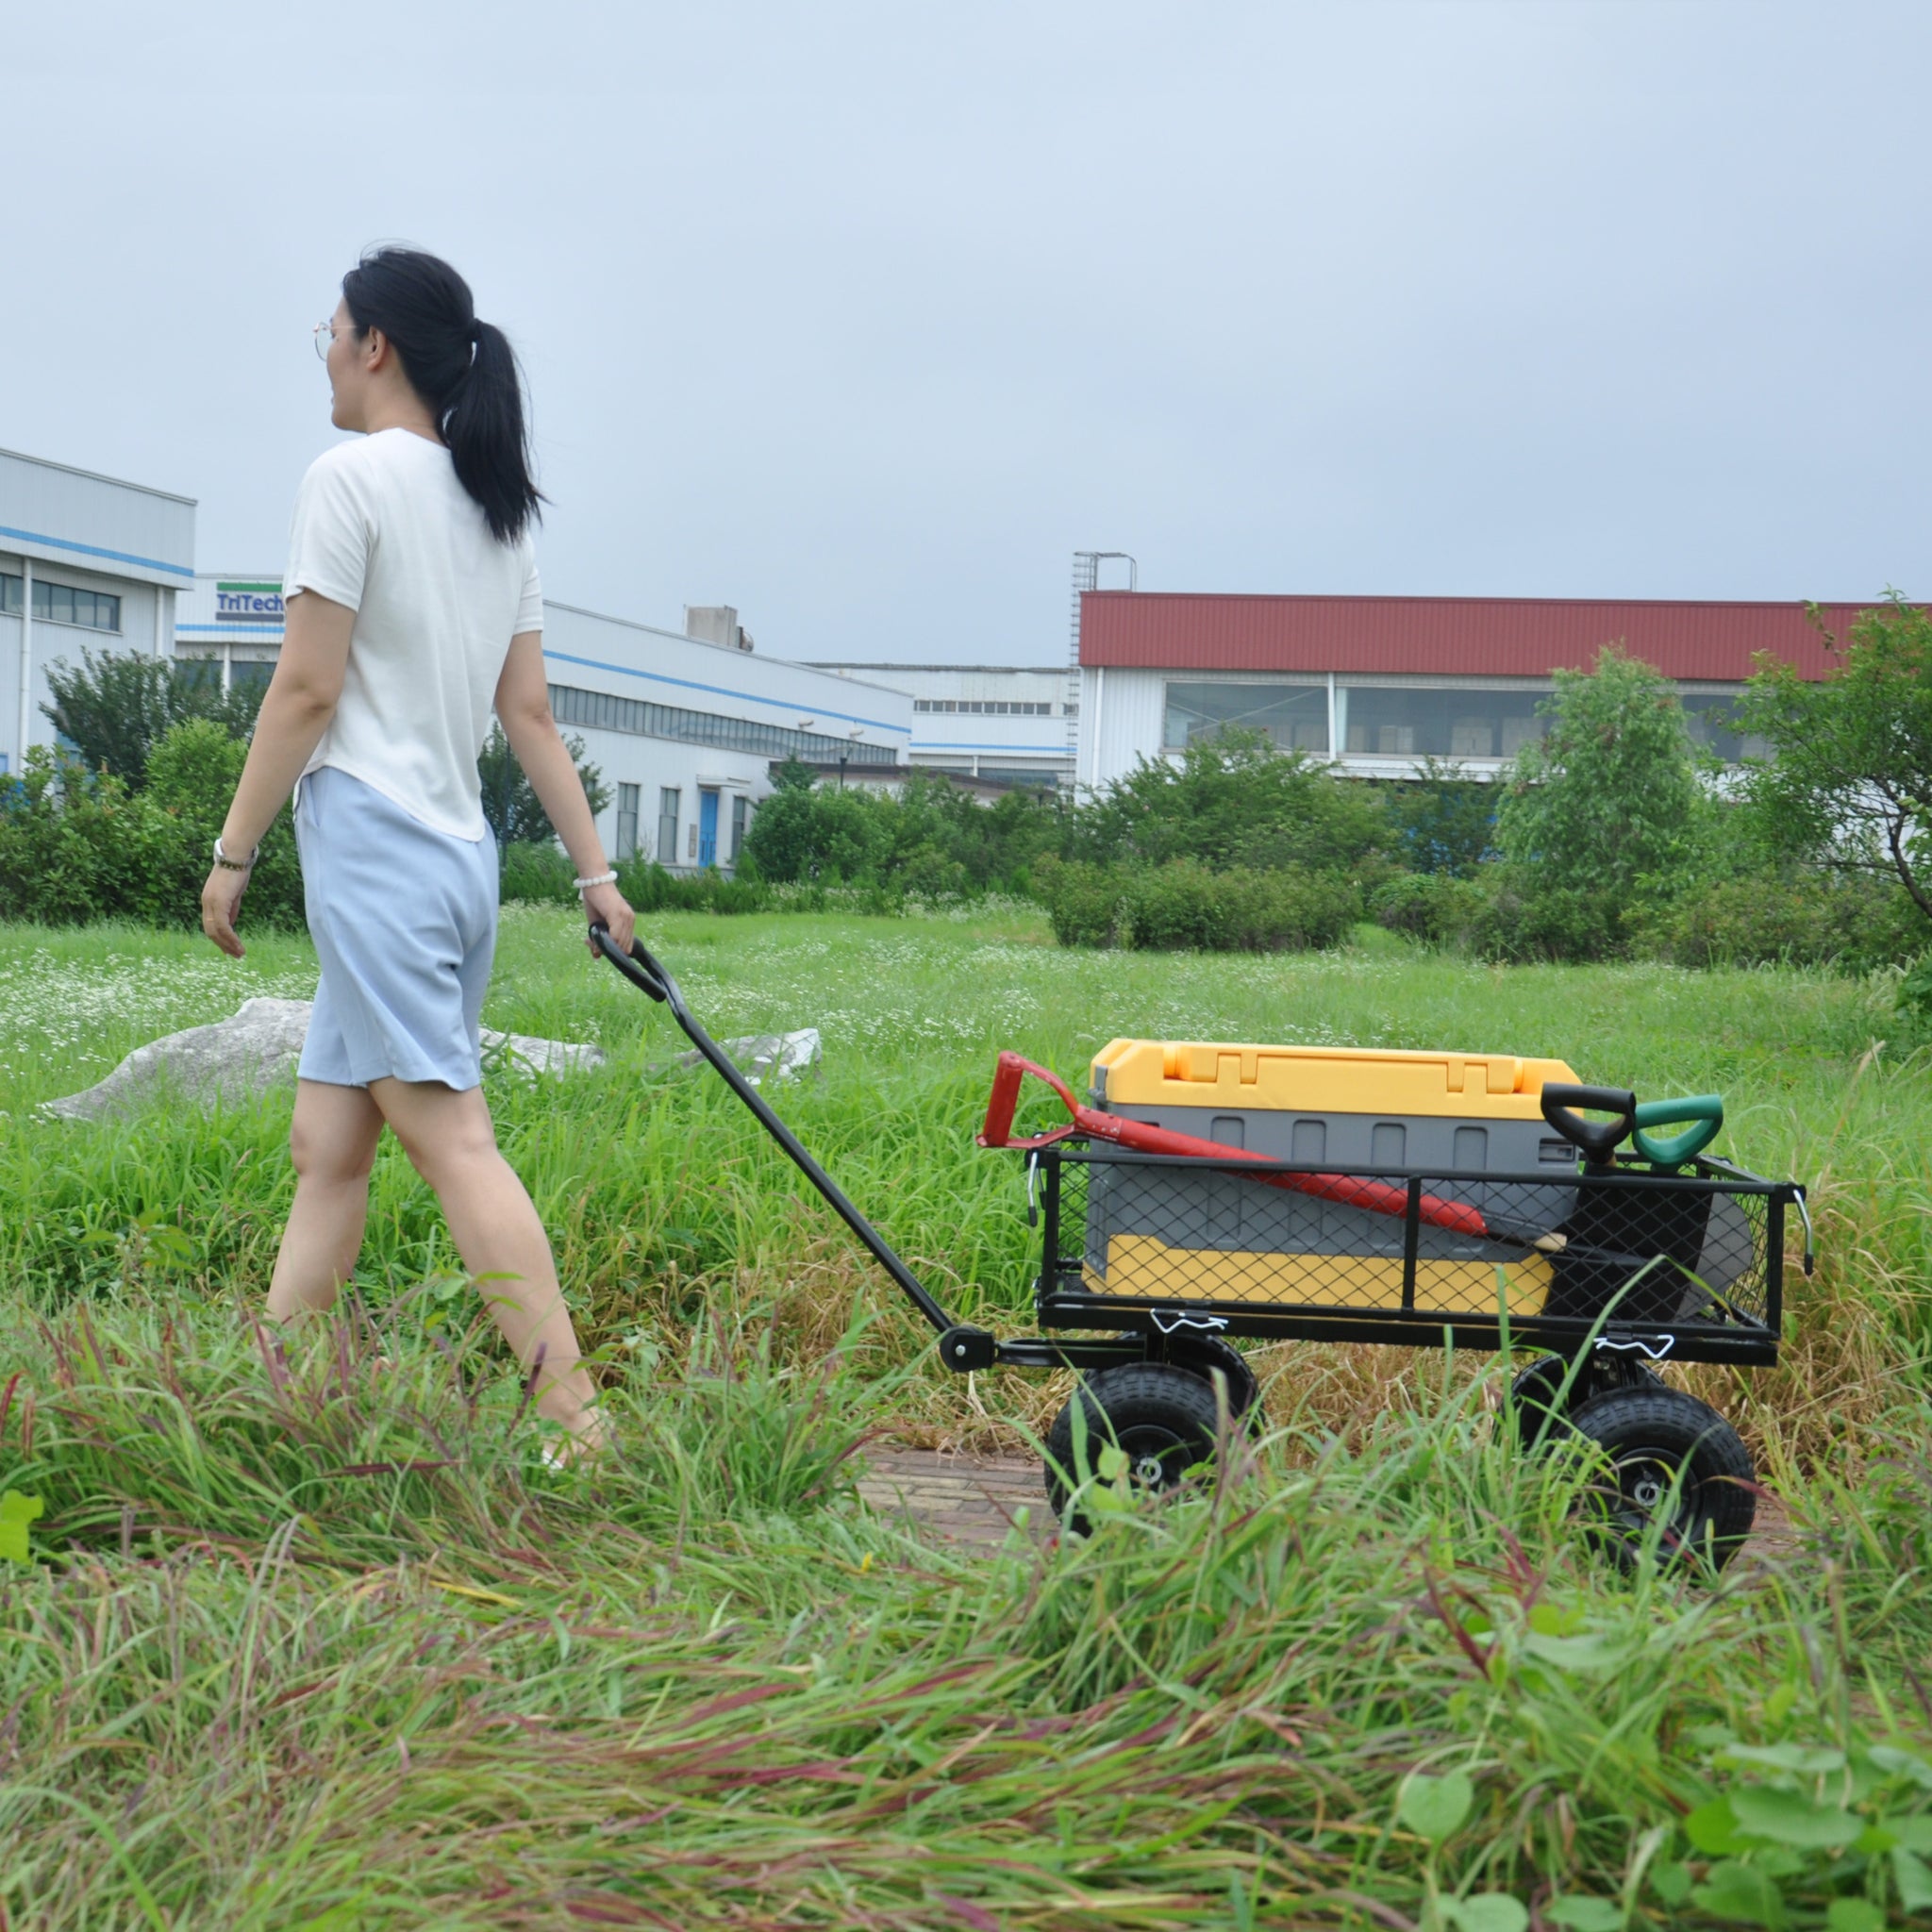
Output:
[2, 907, 1929, 1927]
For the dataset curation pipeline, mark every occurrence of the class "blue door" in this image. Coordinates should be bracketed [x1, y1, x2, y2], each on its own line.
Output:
[698, 788, 720, 869]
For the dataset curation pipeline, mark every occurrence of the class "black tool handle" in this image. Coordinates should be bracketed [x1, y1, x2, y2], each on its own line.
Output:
[589, 922, 955, 1337]
[1540, 1082, 1638, 1164]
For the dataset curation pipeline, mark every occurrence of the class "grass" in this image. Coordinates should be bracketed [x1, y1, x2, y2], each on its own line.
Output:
[1, 906, 1929, 1927]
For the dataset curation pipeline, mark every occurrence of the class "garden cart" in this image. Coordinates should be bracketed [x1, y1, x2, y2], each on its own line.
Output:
[593, 928, 1812, 1572]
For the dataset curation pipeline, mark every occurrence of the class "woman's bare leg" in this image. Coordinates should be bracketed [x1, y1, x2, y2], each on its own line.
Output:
[267, 1079, 385, 1320]
[367, 1075, 603, 1440]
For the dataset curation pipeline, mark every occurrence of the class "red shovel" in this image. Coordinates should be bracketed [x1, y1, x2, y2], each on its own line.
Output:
[977, 1051, 1568, 1254]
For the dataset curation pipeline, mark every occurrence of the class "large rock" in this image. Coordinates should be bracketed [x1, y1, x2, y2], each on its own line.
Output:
[677, 1027, 822, 1089]
[42, 997, 607, 1122]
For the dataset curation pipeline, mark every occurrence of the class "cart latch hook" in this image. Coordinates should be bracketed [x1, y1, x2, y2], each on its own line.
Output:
[1151, 1309, 1229, 1336]
[1593, 1334, 1674, 1363]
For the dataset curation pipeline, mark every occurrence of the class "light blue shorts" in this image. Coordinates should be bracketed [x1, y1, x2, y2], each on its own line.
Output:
[294, 765, 498, 1091]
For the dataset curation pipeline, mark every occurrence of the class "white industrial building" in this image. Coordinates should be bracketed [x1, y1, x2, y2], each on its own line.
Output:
[805, 663, 1074, 788]
[1, 447, 195, 775]
[173, 587, 911, 871]
[1070, 589, 1833, 791]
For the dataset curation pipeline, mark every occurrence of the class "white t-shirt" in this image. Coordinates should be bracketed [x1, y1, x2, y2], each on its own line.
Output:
[282, 428, 542, 840]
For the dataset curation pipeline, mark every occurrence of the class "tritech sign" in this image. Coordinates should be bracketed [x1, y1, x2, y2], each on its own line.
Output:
[215, 581, 285, 624]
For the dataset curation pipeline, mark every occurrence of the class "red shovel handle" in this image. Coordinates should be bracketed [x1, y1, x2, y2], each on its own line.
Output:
[977, 1052, 1081, 1151]
[976, 1050, 1492, 1241]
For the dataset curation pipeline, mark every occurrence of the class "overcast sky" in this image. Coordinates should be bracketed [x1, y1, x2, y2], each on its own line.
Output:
[8, 2, 1928, 664]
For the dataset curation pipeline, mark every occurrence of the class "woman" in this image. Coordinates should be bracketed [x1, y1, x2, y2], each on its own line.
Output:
[201, 245, 633, 1457]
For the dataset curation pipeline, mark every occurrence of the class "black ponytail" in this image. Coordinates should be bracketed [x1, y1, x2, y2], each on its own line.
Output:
[340, 245, 544, 543]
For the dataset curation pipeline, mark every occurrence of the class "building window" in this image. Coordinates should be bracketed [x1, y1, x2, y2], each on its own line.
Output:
[730, 792, 748, 863]
[548, 683, 898, 765]
[0, 575, 122, 633]
[1338, 685, 1549, 760]
[615, 782, 641, 860]
[1164, 680, 1329, 755]
[1681, 694, 1769, 761]
[657, 787, 680, 865]
[911, 698, 1053, 716]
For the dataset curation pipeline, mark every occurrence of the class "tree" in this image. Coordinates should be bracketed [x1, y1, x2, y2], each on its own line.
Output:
[42, 646, 264, 788]
[1496, 644, 1704, 918]
[1382, 758, 1496, 877]
[1736, 594, 1932, 926]
[1068, 728, 1386, 875]
[737, 776, 886, 883]
[476, 722, 610, 848]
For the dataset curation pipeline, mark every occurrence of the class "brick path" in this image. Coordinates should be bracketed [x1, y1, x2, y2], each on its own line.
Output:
[856, 1448, 1050, 1549]
[855, 1445, 1798, 1559]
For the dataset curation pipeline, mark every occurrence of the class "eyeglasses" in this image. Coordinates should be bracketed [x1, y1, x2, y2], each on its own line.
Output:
[313, 318, 349, 362]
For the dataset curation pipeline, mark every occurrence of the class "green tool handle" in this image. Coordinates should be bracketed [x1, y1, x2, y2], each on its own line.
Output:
[1632, 1094, 1724, 1167]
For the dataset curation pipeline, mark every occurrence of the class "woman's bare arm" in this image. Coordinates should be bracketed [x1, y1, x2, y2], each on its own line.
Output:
[494, 631, 637, 953]
[201, 590, 356, 958]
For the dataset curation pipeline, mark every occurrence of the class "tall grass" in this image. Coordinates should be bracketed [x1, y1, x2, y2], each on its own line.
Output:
[2, 908, 1929, 1925]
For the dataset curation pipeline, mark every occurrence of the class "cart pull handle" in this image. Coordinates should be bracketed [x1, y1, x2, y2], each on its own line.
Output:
[1540, 1083, 1638, 1167]
[1631, 1094, 1724, 1168]
[589, 923, 958, 1339]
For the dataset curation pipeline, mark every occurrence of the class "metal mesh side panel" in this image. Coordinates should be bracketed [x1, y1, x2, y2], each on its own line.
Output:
[1053, 1153, 1771, 1330]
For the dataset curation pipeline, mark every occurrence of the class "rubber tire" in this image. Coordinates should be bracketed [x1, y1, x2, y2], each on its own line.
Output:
[1156, 1335, 1264, 1425]
[1566, 1385, 1757, 1572]
[1044, 1362, 1224, 1524]
[1507, 1354, 1658, 1451]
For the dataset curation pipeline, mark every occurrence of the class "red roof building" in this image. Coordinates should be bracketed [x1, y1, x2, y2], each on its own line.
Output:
[1073, 590, 1867, 787]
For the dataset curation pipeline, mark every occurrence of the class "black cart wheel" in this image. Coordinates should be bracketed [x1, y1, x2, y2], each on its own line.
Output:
[1044, 1363, 1223, 1523]
[1507, 1353, 1658, 1450]
[1155, 1334, 1264, 1425]
[1566, 1385, 1757, 1571]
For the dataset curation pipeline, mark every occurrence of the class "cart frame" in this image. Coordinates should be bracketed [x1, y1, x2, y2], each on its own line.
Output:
[591, 928, 1809, 1380]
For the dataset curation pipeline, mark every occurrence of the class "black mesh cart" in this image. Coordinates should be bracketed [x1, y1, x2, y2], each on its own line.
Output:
[595, 932, 1811, 1573]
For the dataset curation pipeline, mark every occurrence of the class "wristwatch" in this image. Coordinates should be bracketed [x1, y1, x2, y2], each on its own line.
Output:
[213, 836, 258, 872]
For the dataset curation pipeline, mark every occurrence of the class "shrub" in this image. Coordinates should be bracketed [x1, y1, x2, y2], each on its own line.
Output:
[616, 858, 779, 916]
[1031, 856, 1125, 948]
[1068, 728, 1388, 875]
[1467, 873, 1619, 964]
[1369, 872, 1488, 948]
[497, 840, 578, 907]
[41, 646, 264, 790]
[138, 721, 304, 929]
[1034, 855, 1359, 953]
[1637, 872, 1924, 972]
[1379, 758, 1496, 876]
[0, 724, 304, 931]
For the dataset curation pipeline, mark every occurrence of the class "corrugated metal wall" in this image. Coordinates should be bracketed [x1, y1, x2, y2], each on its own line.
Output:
[0, 448, 194, 587]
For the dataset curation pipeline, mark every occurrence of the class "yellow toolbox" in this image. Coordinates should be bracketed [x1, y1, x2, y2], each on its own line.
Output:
[1081, 1037, 1586, 1316]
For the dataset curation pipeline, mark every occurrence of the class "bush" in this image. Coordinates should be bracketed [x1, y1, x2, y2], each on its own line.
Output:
[1368, 872, 1488, 948]
[1466, 873, 1619, 964]
[1636, 872, 1924, 972]
[1068, 729, 1388, 876]
[41, 646, 264, 790]
[0, 724, 304, 931]
[1033, 855, 1359, 953]
[497, 840, 578, 907]
[1380, 758, 1496, 876]
[616, 858, 780, 916]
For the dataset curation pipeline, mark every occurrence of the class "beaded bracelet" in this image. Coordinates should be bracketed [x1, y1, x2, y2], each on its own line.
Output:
[574, 869, 618, 891]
